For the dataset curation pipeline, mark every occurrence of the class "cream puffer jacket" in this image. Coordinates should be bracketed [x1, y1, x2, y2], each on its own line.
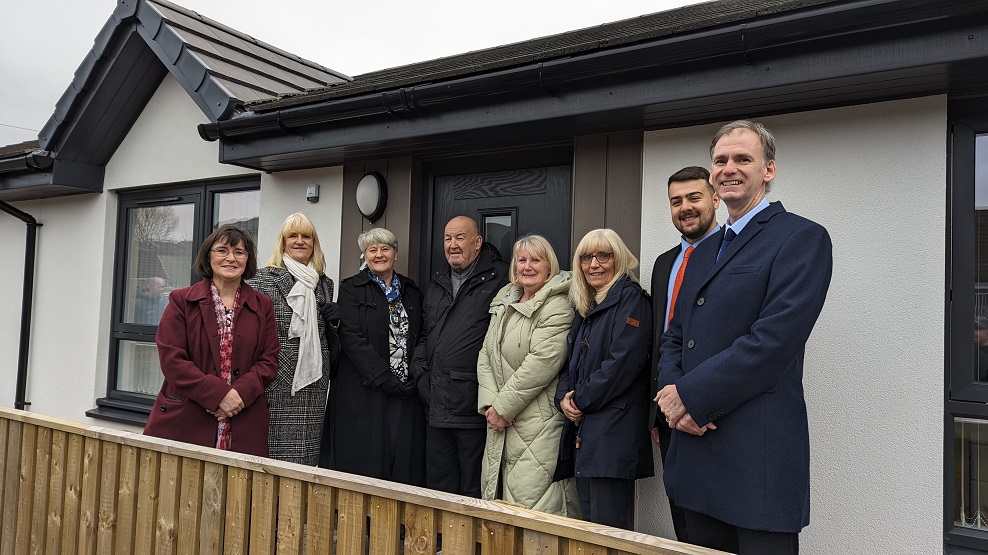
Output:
[477, 271, 579, 517]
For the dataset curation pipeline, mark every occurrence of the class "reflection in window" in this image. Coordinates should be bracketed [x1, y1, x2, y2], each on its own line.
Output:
[214, 189, 260, 238]
[977, 135, 988, 381]
[116, 341, 163, 395]
[956, 418, 988, 529]
[484, 214, 514, 261]
[123, 203, 195, 325]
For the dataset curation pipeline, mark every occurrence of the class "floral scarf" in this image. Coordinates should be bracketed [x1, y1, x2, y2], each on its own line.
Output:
[210, 281, 240, 450]
[367, 270, 410, 381]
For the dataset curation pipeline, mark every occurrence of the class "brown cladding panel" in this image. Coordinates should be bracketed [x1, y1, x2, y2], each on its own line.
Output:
[340, 159, 418, 282]
[604, 131, 644, 258]
[341, 163, 366, 283]
[384, 158, 415, 278]
[571, 135, 608, 248]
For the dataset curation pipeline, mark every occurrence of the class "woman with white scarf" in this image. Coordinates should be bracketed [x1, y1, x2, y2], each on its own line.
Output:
[248, 213, 337, 465]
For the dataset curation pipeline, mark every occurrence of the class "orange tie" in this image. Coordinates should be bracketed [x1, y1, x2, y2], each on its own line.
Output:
[668, 246, 694, 327]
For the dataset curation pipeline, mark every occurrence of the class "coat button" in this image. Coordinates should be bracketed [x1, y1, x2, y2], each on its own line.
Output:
[233, 368, 240, 376]
[696, 297, 705, 306]
[160, 405, 167, 412]
[687, 339, 695, 348]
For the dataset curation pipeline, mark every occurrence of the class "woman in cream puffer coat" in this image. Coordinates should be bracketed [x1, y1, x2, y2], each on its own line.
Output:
[477, 235, 579, 517]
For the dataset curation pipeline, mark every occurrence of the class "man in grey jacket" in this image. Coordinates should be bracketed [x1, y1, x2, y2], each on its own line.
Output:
[413, 216, 508, 497]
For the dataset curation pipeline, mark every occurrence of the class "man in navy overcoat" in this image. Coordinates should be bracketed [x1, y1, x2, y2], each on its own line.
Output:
[657, 120, 832, 554]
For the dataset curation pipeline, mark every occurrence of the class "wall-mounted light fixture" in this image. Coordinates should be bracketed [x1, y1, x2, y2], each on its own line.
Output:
[356, 172, 388, 222]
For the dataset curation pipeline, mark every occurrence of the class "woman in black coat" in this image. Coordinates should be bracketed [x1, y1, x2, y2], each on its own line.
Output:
[320, 228, 426, 485]
[555, 228, 653, 530]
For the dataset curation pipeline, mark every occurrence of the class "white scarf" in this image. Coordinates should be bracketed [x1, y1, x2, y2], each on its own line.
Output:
[282, 255, 323, 395]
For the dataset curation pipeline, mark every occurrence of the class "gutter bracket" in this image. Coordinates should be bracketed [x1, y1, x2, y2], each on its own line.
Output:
[740, 23, 751, 65]
[538, 63, 556, 97]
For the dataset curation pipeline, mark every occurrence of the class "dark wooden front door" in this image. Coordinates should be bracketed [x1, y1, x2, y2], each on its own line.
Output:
[430, 165, 572, 275]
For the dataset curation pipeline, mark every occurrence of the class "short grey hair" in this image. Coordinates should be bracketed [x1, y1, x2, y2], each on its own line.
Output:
[357, 228, 399, 252]
[709, 120, 776, 161]
[710, 119, 777, 191]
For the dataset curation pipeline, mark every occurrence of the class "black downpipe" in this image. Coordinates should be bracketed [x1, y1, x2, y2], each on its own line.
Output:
[0, 201, 42, 410]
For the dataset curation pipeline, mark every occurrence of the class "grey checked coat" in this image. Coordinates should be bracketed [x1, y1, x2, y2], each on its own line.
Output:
[248, 266, 335, 465]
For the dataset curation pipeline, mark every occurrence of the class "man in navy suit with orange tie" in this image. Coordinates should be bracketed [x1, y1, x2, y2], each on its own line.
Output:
[657, 121, 832, 554]
[649, 165, 720, 541]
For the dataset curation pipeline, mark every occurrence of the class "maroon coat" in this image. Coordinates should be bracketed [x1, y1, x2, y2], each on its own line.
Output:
[144, 278, 280, 456]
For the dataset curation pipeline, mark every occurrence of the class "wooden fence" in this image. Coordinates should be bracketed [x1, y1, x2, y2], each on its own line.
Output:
[0, 407, 726, 555]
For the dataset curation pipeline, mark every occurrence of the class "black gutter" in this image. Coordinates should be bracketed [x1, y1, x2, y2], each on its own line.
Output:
[0, 201, 42, 410]
[198, 0, 974, 142]
[0, 151, 54, 174]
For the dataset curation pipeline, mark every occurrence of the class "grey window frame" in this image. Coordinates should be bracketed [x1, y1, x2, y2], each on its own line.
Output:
[946, 100, 988, 553]
[88, 178, 259, 425]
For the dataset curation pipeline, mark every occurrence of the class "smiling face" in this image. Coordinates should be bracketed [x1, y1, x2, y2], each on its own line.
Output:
[283, 230, 314, 265]
[668, 178, 720, 242]
[364, 242, 397, 280]
[515, 247, 551, 297]
[210, 239, 247, 286]
[444, 216, 483, 270]
[580, 248, 615, 291]
[710, 128, 776, 221]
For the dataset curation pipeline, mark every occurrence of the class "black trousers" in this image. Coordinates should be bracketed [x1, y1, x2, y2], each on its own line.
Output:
[425, 426, 485, 497]
[575, 477, 635, 530]
[681, 508, 799, 555]
[656, 419, 688, 540]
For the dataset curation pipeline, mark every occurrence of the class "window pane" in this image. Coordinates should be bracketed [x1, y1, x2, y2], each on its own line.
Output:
[116, 340, 163, 395]
[213, 189, 260, 242]
[122, 203, 195, 325]
[976, 135, 988, 382]
[484, 214, 513, 262]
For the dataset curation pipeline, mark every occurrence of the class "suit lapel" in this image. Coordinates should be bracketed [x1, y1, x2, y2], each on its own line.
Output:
[699, 202, 786, 289]
[194, 281, 223, 373]
[652, 245, 681, 325]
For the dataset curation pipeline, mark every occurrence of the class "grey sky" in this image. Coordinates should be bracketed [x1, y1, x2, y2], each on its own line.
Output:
[0, 0, 700, 147]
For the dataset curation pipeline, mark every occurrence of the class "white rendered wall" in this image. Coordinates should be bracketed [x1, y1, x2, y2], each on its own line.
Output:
[0, 74, 344, 429]
[638, 96, 946, 554]
[256, 168, 345, 293]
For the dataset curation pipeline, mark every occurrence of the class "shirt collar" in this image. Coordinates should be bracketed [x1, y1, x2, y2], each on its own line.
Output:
[725, 197, 770, 236]
[680, 225, 721, 251]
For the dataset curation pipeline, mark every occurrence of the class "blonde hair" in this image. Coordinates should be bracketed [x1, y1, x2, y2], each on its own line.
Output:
[265, 213, 326, 275]
[508, 235, 560, 286]
[570, 229, 639, 316]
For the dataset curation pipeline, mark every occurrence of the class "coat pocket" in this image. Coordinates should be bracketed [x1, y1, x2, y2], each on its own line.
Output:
[448, 368, 479, 416]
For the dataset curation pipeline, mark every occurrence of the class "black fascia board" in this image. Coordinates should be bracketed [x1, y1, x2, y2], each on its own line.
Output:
[206, 8, 988, 170]
[0, 160, 103, 202]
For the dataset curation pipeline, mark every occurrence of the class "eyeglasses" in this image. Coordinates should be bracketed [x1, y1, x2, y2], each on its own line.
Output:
[211, 247, 248, 259]
[579, 251, 613, 265]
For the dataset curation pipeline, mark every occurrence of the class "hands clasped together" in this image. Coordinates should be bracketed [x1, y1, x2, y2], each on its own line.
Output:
[485, 406, 513, 432]
[655, 384, 716, 436]
[559, 391, 583, 425]
[207, 388, 245, 421]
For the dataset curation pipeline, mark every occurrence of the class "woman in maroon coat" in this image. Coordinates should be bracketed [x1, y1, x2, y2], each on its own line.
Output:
[144, 225, 280, 457]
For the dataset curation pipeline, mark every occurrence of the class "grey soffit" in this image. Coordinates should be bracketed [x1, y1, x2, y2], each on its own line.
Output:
[248, 0, 842, 112]
[9, 0, 347, 202]
[203, 0, 988, 170]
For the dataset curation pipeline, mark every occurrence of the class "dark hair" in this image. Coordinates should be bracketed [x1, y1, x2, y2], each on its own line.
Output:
[667, 166, 712, 190]
[193, 224, 258, 280]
